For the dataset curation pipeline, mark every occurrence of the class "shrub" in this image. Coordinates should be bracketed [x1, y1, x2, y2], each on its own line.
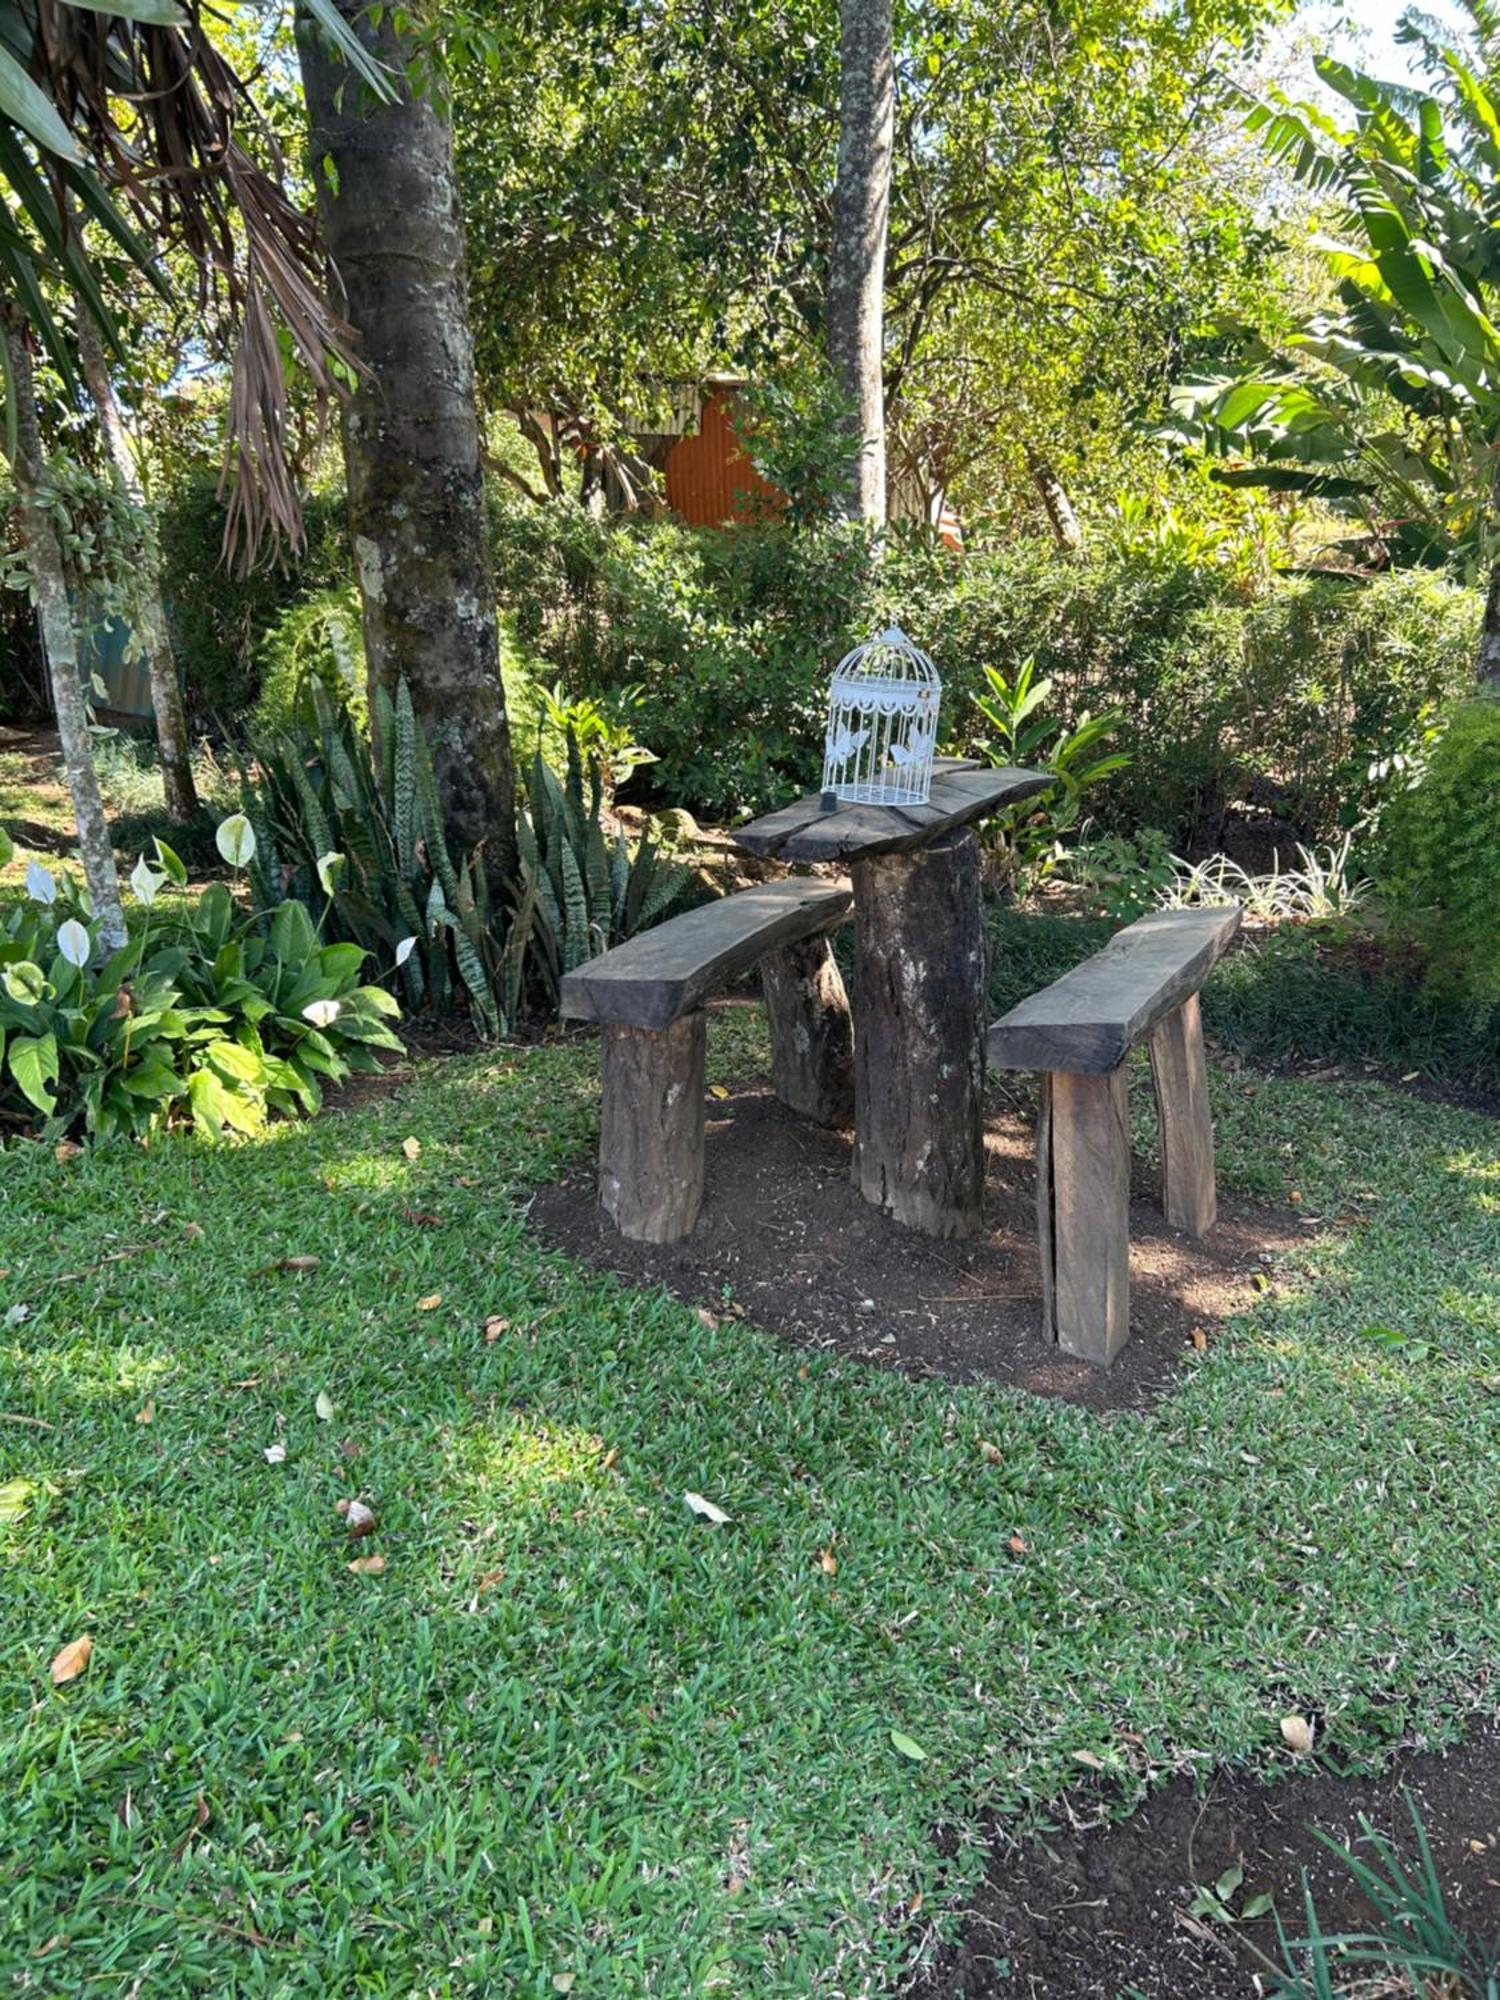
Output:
[0, 840, 400, 1144]
[488, 498, 1479, 843]
[1378, 695, 1500, 1009]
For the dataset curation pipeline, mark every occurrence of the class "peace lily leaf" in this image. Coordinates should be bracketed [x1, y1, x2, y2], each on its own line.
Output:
[9, 1032, 59, 1114]
[152, 837, 188, 887]
[0, 823, 12, 868]
[24, 860, 57, 906]
[214, 814, 257, 867]
[889, 1729, 927, 1762]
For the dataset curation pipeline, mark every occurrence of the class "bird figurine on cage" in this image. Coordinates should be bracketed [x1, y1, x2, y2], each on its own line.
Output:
[820, 625, 941, 808]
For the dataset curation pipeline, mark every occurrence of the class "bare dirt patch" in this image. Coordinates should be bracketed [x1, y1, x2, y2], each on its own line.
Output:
[917, 1719, 1500, 1997]
[528, 1074, 1304, 1414]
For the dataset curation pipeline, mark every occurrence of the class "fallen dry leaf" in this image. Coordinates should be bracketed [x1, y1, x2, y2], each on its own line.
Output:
[1280, 1714, 1315, 1755]
[475, 1567, 505, 1595]
[172, 1792, 210, 1860]
[818, 1547, 838, 1575]
[315, 1390, 335, 1424]
[50, 1634, 93, 1685]
[263, 1442, 287, 1465]
[976, 1438, 1002, 1464]
[347, 1554, 386, 1576]
[273, 1255, 321, 1276]
[416, 1293, 443, 1313]
[402, 1136, 421, 1161]
[1007, 1533, 1028, 1556]
[601, 1446, 619, 1472]
[53, 1140, 81, 1164]
[483, 1316, 510, 1343]
[1072, 1749, 1107, 1771]
[696, 1307, 720, 1331]
[135, 1399, 155, 1426]
[403, 1208, 444, 1228]
[1191, 1327, 1208, 1352]
[684, 1491, 730, 1526]
[708, 1084, 730, 1101]
[344, 1499, 377, 1538]
[182, 1222, 203, 1240]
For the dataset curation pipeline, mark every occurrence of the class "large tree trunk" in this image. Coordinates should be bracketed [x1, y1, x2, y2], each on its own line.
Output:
[827, 0, 893, 526]
[74, 307, 199, 823]
[1, 310, 127, 951]
[296, 7, 518, 883]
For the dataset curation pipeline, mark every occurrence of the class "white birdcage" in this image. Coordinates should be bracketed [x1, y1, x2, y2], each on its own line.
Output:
[820, 625, 941, 807]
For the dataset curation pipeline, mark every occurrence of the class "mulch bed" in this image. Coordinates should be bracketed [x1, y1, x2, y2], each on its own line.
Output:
[527, 1072, 1305, 1415]
[918, 1720, 1500, 1997]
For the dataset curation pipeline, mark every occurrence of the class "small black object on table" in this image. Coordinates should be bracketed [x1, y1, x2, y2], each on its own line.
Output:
[735, 758, 1051, 1240]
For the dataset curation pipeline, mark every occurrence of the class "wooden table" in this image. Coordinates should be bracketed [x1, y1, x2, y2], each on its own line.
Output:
[736, 759, 1051, 1238]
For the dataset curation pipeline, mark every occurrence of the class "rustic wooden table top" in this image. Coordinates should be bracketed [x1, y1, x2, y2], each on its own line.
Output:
[733, 757, 1053, 864]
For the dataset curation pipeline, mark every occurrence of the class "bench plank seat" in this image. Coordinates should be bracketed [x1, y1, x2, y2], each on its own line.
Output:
[986, 905, 1242, 1076]
[560, 876, 852, 1032]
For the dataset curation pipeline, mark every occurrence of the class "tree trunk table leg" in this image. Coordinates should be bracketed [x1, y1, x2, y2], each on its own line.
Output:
[851, 827, 986, 1238]
[761, 931, 854, 1127]
[599, 1013, 706, 1243]
[1039, 1065, 1131, 1364]
[1149, 993, 1216, 1238]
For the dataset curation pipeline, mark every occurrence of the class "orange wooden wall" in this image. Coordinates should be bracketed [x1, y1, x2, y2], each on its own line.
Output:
[663, 390, 781, 526]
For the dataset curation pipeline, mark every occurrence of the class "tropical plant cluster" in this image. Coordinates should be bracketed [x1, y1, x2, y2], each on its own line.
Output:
[0, 826, 401, 1144]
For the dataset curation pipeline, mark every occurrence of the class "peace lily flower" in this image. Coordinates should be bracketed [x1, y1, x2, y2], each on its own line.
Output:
[215, 814, 257, 868]
[56, 919, 91, 969]
[130, 854, 166, 906]
[25, 860, 57, 906]
[394, 936, 417, 967]
[302, 998, 342, 1029]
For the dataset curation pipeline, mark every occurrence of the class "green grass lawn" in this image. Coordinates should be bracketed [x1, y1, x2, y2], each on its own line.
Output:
[3, 1012, 1499, 1996]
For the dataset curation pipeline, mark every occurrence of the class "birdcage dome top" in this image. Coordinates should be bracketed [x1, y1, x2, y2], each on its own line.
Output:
[829, 625, 939, 696]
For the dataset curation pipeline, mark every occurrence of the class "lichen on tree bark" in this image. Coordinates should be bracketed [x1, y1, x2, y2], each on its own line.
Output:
[297, 2, 518, 884]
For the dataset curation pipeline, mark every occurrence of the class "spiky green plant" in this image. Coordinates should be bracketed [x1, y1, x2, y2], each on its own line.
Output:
[242, 680, 689, 1034]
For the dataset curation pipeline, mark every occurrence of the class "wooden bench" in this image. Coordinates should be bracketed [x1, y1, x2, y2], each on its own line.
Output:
[560, 877, 855, 1243]
[987, 905, 1242, 1366]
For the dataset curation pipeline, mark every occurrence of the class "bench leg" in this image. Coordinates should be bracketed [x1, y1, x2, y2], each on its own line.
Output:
[599, 1014, 706, 1243]
[1038, 1067, 1131, 1365]
[1149, 993, 1215, 1238]
[761, 932, 854, 1128]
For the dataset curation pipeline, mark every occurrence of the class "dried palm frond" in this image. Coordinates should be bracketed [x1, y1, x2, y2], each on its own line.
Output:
[0, 0, 391, 566]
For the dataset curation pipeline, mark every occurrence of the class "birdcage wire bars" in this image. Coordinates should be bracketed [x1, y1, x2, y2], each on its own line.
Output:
[820, 625, 941, 808]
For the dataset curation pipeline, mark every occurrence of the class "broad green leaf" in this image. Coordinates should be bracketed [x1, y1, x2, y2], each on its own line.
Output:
[889, 1730, 927, 1762]
[9, 1031, 59, 1114]
[61, 0, 187, 22]
[0, 43, 82, 161]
